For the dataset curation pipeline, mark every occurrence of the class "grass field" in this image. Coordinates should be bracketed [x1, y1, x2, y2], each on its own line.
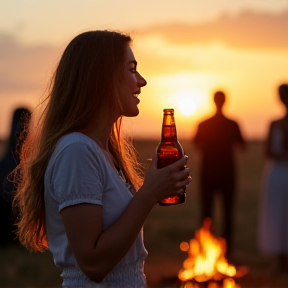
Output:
[0, 139, 287, 287]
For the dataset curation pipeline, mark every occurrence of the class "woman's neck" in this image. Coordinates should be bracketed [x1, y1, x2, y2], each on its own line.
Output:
[85, 126, 112, 151]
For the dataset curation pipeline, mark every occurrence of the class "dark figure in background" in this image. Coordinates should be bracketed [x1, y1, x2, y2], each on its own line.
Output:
[0, 107, 31, 245]
[193, 91, 245, 256]
[258, 83, 288, 273]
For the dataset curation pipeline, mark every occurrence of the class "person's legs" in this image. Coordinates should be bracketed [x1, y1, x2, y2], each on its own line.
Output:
[221, 185, 235, 257]
[200, 182, 214, 226]
[271, 253, 288, 275]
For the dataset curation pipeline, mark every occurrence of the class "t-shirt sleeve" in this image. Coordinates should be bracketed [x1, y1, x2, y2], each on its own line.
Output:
[51, 142, 104, 211]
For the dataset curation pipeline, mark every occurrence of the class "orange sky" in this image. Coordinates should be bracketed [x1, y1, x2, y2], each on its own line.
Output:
[0, 1, 288, 140]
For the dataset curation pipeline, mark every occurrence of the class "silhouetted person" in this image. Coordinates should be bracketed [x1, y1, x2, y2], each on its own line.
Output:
[193, 91, 245, 255]
[0, 107, 31, 245]
[258, 83, 288, 274]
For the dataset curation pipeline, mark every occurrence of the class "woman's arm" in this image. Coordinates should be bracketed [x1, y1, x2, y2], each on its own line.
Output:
[61, 154, 191, 283]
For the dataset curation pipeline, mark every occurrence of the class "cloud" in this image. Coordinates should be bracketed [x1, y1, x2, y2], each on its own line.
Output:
[134, 9, 288, 50]
[0, 33, 60, 93]
[0, 9, 287, 95]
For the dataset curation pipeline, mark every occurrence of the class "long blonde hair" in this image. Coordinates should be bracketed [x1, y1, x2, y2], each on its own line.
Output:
[13, 30, 143, 252]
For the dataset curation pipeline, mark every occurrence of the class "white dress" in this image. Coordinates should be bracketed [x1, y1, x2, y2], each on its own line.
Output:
[258, 126, 288, 254]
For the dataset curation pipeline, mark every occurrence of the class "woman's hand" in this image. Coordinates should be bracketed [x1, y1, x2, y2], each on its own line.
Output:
[139, 153, 192, 204]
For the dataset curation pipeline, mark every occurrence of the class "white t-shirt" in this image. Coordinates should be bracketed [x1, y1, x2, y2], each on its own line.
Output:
[44, 132, 148, 288]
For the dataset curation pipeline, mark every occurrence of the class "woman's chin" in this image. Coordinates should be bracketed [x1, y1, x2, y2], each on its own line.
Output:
[123, 103, 140, 116]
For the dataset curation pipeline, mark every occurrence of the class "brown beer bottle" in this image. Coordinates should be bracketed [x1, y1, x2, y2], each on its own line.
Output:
[157, 108, 186, 205]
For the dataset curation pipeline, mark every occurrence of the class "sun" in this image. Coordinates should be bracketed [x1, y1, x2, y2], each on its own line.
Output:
[169, 89, 206, 117]
[178, 97, 196, 116]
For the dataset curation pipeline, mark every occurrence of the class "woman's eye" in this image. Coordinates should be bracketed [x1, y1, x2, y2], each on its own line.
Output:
[130, 66, 137, 73]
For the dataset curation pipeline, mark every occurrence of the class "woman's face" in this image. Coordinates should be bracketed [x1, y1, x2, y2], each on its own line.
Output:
[118, 45, 147, 117]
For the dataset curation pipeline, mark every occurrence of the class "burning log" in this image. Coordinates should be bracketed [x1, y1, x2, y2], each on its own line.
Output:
[178, 218, 248, 288]
[178, 278, 239, 288]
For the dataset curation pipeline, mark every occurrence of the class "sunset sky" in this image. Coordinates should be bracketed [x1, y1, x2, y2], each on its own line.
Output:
[1, 0, 288, 140]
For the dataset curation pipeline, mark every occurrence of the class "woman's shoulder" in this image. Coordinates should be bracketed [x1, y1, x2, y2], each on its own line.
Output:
[271, 118, 288, 130]
[56, 132, 99, 150]
[52, 132, 103, 161]
[269, 119, 282, 131]
[58, 132, 95, 145]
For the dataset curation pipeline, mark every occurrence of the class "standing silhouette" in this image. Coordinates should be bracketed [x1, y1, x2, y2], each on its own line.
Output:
[0, 107, 31, 245]
[193, 90, 245, 255]
[258, 83, 288, 273]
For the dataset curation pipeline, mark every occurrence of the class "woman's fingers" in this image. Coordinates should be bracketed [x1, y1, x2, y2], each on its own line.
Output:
[165, 155, 188, 171]
[178, 167, 191, 181]
[142, 153, 192, 202]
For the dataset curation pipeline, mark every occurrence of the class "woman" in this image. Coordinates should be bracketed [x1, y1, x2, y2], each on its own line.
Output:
[12, 30, 192, 287]
[258, 83, 288, 273]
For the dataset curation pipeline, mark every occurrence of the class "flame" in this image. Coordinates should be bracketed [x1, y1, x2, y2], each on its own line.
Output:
[178, 218, 237, 283]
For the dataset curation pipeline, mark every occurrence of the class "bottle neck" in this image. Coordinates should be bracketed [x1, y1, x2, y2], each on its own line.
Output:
[161, 113, 178, 141]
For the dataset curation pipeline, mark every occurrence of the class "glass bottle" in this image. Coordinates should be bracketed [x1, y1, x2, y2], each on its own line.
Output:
[157, 108, 186, 205]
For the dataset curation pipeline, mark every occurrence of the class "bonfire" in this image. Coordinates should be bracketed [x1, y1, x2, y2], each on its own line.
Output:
[178, 218, 247, 288]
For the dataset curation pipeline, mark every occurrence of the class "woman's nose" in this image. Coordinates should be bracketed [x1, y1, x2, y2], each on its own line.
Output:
[137, 73, 147, 87]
